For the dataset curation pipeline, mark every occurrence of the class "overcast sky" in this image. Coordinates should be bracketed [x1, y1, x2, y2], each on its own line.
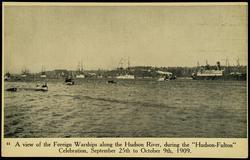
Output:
[4, 3, 248, 73]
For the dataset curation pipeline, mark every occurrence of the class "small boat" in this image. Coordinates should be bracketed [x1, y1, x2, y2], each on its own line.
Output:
[4, 76, 11, 81]
[107, 80, 117, 84]
[65, 77, 74, 85]
[35, 83, 48, 91]
[6, 87, 17, 92]
[4, 72, 11, 81]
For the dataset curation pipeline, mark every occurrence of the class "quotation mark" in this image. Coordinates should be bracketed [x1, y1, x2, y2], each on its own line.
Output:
[6, 142, 10, 146]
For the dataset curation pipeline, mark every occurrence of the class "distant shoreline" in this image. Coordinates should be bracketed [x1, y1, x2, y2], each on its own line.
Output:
[4, 65, 247, 77]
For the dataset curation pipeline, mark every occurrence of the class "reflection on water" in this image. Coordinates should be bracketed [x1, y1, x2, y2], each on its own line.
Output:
[4, 79, 247, 138]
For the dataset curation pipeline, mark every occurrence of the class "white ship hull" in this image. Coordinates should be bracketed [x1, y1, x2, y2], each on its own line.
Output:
[157, 77, 170, 81]
[196, 70, 223, 76]
[21, 75, 27, 77]
[40, 75, 46, 78]
[116, 75, 135, 79]
[76, 74, 85, 78]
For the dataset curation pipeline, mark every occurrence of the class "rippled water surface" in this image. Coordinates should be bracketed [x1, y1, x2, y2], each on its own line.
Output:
[4, 79, 247, 138]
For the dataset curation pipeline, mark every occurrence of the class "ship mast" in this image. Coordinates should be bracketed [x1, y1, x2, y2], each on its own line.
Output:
[77, 62, 80, 72]
[22, 67, 29, 74]
[225, 58, 229, 67]
[236, 57, 240, 67]
[77, 60, 84, 73]
[42, 65, 46, 73]
[127, 57, 130, 69]
[118, 58, 124, 70]
[197, 61, 200, 71]
[197, 61, 200, 67]
[81, 60, 84, 72]
[205, 59, 210, 69]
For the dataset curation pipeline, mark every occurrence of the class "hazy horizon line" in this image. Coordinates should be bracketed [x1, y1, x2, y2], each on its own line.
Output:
[4, 64, 247, 74]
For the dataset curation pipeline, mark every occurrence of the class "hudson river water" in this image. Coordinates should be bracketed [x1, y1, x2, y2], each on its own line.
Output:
[4, 79, 247, 138]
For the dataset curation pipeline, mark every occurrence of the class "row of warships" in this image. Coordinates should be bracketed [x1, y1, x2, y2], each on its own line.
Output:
[191, 60, 247, 81]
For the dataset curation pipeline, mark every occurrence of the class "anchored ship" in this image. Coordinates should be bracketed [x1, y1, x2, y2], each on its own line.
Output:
[40, 66, 47, 78]
[76, 61, 85, 79]
[116, 58, 135, 79]
[191, 60, 246, 81]
[21, 67, 29, 77]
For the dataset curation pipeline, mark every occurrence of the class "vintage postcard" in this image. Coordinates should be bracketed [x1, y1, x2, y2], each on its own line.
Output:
[1, 2, 248, 158]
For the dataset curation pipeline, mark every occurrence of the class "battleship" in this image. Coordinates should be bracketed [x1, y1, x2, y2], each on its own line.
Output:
[191, 60, 247, 81]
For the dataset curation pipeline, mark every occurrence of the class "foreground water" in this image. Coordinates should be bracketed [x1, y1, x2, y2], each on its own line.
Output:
[4, 79, 247, 138]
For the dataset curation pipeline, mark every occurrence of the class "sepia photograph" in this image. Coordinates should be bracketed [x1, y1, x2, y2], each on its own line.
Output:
[3, 2, 247, 140]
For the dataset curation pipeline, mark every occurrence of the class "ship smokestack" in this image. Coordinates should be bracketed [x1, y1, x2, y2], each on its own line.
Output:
[216, 61, 221, 70]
